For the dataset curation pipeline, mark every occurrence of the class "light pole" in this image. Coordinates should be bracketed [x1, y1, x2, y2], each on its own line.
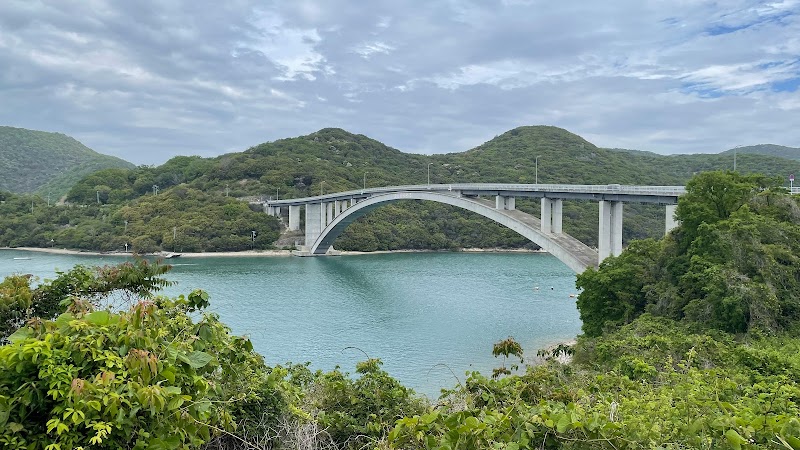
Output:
[535, 156, 540, 184]
[320, 181, 326, 196]
[733, 145, 743, 171]
[363, 172, 368, 190]
[275, 188, 279, 201]
[428, 162, 433, 185]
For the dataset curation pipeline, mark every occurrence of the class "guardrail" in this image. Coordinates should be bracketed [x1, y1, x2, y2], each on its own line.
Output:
[264, 183, 687, 205]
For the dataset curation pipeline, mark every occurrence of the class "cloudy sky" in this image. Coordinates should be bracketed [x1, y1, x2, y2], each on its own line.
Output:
[0, 0, 798, 165]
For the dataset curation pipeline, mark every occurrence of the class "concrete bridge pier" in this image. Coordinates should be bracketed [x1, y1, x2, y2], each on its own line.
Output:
[495, 195, 515, 210]
[598, 200, 623, 261]
[540, 198, 563, 234]
[665, 204, 679, 234]
[326, 202, 334, 226]
[288, 205, 300, 231]
[266, 205, 279, 216]
[305, 203, 322, 247]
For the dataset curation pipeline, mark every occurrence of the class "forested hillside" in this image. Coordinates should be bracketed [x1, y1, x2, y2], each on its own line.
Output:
[721, 143, 800, 161]
[3, 125, 800, 253]
[0, 126, 134, 198]
[2, 172, 799, 448]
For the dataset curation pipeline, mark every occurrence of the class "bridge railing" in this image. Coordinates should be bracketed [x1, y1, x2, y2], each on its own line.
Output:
[265, 183, 686, 205]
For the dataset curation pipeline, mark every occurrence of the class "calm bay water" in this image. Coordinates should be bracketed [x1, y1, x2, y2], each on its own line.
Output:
[0, 249, 580, 397]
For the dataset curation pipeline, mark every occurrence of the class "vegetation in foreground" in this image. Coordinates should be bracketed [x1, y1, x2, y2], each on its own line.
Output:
[1, 171, 799, 449]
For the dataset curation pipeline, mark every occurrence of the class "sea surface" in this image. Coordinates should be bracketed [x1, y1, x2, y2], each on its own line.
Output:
[0, 249, 581, 397]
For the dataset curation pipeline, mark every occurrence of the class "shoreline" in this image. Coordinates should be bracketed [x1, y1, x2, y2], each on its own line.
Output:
[2, 246, 547, 258]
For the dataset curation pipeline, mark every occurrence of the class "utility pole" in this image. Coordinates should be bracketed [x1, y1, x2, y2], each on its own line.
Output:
[251, 230, 256, 249]
[363, 172, 368, 190]
[275, 188, 279, 201]
[428, 163, 433, 184]
[535, 156, 540, 184]
[733, 145, 743, 172]
[320, 181, 326, 196]
[173, 227, 177, 252]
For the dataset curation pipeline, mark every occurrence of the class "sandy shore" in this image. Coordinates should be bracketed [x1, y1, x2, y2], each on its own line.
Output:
[1, 247, 294, 258]
[2, 247, 547, 258]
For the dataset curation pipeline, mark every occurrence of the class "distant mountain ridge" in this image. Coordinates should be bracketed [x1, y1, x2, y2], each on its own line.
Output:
[0, 126, 134, 198]
[720, 144, 800, 161]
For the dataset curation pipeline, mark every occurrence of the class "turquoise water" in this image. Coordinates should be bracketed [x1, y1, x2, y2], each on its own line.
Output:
[0, 250, 580, 397]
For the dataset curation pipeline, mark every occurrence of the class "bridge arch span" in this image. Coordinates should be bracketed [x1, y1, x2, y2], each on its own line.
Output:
[309, 191, 597, 273]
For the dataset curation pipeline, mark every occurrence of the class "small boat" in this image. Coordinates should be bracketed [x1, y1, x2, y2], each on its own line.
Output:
[161, 252, 182, 259]
[12, 257, 31, 260]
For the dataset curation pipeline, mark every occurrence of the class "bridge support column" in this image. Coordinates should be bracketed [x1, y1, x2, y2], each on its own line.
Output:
[552, 199, 563, 234]
[541, 198, 552, 233]
[334, 200, 342, 217]
[305, 203, 322, 247]
[598, 201, 623, 262]
[266, 205, 278, 216]
[665, 204, 678, 235]
[495, 196, 516, 210]
[288, 205, 300, 231]
[326, 202, 334, 226]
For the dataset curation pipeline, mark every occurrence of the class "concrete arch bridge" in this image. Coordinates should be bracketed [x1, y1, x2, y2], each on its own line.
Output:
[264, 183, 684, 273]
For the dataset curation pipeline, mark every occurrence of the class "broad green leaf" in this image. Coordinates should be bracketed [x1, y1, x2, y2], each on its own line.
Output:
[85, 310, 111, 326]
[163, 386, 181, 395]
[178, 351, 213, 369]
[7, 327, 32, 344]
[725, 429, 746, 450]
[556, 414, 571, 433]
[54, 312, 74, 329]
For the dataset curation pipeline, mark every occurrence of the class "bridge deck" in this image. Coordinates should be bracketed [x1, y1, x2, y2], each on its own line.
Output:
[266, 183, 685, 206]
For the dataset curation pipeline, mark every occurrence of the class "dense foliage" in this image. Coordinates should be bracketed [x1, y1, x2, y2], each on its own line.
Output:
[389, 317, 800, 449]
[0, 259, 172, 342]
[0, 126, 133, 198]
[577, 171, 800, 336]
[720, 144, 800, 161]
[0, 188, 280, 253]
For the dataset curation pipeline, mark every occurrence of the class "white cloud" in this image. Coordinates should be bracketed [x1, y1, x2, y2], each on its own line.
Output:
[352, 41, 395, 59]
[239, 10, 330, 81]
[0, 0, 798, 164]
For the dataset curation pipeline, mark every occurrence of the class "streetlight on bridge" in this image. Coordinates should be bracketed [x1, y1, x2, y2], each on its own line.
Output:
[535, 156, 540, 184]
[427, 162, 433, 185]
[320, 181, 326, 196]
[363, 172, 368, 190]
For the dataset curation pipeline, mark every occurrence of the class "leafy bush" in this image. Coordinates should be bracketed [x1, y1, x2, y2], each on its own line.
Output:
[0, 289, 278, 449]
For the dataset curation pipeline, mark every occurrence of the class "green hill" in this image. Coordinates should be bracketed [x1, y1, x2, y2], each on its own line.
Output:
[719, 143, 800, 161]
[0, 126, 134, 198]
[3, 125, 800, 253]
